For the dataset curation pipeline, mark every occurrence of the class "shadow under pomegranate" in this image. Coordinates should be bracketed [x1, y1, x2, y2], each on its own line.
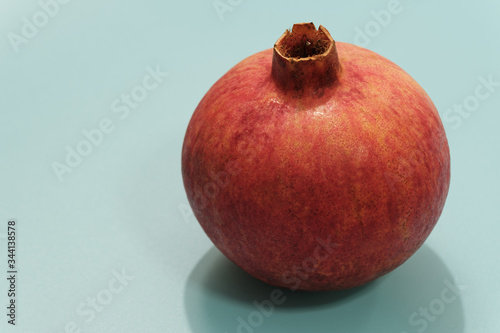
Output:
[184, 245, 464, 333]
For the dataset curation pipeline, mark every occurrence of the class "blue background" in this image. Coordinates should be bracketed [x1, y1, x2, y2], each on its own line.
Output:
[0, 0, 499, 332]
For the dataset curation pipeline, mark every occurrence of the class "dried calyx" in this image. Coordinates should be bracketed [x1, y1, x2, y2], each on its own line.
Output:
[271, 22, 341, 95]
[277, 27, 331, 59]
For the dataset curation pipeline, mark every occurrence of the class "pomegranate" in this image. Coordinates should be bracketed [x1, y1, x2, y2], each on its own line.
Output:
[182, 23, 450, 291]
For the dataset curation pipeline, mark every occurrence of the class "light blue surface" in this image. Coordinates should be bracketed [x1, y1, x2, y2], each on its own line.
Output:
[0, 0, 498, 332]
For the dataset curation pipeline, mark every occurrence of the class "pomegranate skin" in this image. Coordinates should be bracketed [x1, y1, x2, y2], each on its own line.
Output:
[182, 29, 450, 291]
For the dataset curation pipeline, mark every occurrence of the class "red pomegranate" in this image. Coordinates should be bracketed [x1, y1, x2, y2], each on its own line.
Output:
[182, 23, 450, 291]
